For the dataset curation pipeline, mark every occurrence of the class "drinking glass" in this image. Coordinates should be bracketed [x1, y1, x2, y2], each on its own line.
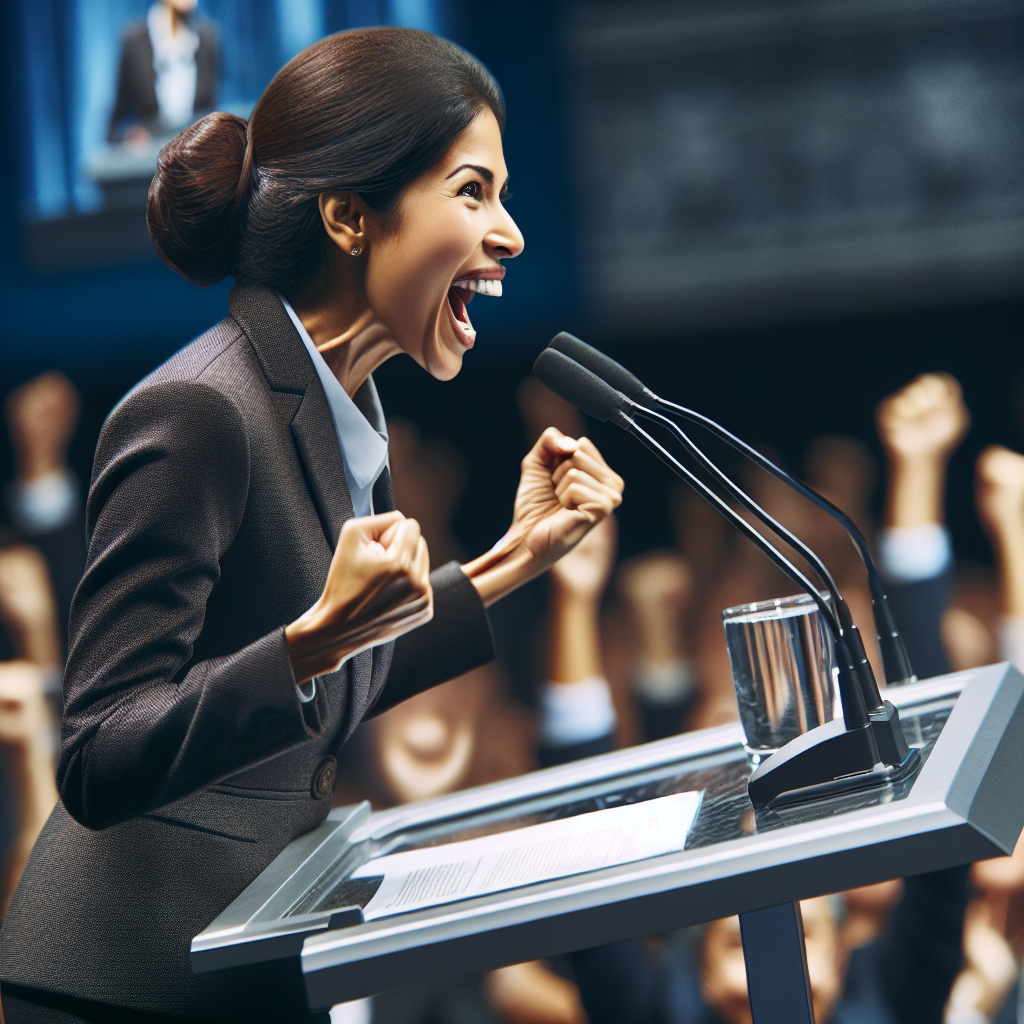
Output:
[722, 593, 837, 764]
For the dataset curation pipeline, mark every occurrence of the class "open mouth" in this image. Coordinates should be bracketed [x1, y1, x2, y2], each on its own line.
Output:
[446, 285, 476, 347]
[446, 276, 505, 349]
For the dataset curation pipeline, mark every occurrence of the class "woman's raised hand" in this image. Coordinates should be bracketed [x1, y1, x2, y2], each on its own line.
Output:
[463, 428, 624, 606]
[286, 511, 433, 685]
[518, 429, 624, 561]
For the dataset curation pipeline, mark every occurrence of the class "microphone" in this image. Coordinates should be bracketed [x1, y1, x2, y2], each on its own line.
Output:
[533, 349, 871, 724]
[533, 346, 916, 809]
[535, 360, 863, 693]
[547, 332, 915, 691]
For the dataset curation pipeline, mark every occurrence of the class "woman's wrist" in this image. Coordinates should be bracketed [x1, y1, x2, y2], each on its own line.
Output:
[462, 539, 538, 607]
[285, 610, 350, 685]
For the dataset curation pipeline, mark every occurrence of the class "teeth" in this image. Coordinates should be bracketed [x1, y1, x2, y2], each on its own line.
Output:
[452, 277, 503, 297]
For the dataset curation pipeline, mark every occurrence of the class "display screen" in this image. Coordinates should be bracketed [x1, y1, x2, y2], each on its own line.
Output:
[11, 0, 444, 269]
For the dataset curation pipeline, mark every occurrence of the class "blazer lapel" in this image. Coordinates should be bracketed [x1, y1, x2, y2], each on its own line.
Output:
[372, 466, 394, 514]
[228, 282, 354, 548]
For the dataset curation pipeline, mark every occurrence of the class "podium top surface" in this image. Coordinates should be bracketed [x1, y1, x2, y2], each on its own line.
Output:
[192, 664, 1024, 1009]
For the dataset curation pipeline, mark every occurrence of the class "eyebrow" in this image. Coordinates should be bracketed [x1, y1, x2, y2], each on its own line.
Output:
[446, 163, 494, 183]
[446, 164, 512, 195]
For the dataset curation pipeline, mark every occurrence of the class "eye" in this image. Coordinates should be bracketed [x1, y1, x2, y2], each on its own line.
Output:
[500, 186, 512, 204]
[457, 180, 483, 200]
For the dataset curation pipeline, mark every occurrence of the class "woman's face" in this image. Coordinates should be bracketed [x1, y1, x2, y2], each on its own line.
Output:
[363, 109, 524, 380]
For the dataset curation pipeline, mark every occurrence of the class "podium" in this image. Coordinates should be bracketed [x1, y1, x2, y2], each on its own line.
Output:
[192, 664, 1024, 1020]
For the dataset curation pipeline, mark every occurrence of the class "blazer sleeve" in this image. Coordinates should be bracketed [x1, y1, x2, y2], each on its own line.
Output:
[59, 380, 312, 830]
[368, 561, 496, 716]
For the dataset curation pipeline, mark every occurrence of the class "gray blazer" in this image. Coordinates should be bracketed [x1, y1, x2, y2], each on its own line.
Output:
[0, 283, 495, 1021]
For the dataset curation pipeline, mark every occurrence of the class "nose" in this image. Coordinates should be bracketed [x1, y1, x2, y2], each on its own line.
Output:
[484, 203, 525, 261]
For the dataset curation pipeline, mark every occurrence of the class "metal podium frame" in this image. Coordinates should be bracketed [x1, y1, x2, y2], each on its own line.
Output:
[192, 664, 1024, 1016]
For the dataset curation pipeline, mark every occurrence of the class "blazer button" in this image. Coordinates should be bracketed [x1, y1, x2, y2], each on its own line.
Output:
[312, 756, 337, 799]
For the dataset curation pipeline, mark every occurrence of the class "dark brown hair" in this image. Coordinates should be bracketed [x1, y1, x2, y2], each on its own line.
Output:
[148, 28, 504, 292]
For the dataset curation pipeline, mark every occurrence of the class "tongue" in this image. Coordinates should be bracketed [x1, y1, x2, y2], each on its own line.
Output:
[448, 286, 473, 327]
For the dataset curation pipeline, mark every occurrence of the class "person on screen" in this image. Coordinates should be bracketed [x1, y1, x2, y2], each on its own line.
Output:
[108, 0, 218, 144]
[0, 28, 623, 1024]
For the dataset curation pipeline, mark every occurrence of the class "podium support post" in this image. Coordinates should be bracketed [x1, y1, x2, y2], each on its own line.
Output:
[739, 902, 815, 1024]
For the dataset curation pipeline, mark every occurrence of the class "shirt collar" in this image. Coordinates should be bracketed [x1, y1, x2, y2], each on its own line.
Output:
[279, 295, 388, 513]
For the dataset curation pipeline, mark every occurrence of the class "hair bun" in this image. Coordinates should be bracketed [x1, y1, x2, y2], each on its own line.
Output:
[147, 112, 249, 287]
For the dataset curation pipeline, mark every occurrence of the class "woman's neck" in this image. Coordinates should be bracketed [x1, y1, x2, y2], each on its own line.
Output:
[289, 287, 402, 399]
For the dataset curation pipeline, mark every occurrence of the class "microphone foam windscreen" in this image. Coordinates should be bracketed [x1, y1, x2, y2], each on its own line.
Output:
[532, 348, 629, 424]
[548, 332, 649, 404]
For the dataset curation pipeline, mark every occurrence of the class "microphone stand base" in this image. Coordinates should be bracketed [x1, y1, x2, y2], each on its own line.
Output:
[764, 748, 921, 810]
[747, 715, 918, 810]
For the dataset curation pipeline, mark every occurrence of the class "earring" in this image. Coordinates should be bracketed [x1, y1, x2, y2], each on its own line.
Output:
[350, 247, 361, 256]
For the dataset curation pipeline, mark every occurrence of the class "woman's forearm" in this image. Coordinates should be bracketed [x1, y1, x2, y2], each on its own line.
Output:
[462, 543, 536, 608]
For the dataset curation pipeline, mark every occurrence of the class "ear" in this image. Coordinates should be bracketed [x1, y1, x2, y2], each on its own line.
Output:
[319, 193, 369, 255]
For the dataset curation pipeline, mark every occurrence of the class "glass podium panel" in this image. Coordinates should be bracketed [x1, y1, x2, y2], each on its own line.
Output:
[191, 664, 1024, 1012]
[288, 690, 954, 922]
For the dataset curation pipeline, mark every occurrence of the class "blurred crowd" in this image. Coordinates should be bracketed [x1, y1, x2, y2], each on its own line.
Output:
[3, 362, 1024, 1024]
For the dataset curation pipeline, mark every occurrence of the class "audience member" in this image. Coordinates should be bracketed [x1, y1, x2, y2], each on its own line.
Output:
[537, 517, 619, 766]
[4, 372, 85, 648]
[0, 662, 58, 918]
[616, 550, 699, 741]
[875, 372, 970, 677]
[0, 534, 62, 915]
[671, 482, 731, 601]
[975, 445, 1024, 670]
[940, 444, 1024, 1024]
[672, 867, 968, 1024]
[689, 435, 881, 728]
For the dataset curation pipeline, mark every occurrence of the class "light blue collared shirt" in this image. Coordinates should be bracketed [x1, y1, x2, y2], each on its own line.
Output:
[280, 296, 390, 703]
[280, 296, 389, 519]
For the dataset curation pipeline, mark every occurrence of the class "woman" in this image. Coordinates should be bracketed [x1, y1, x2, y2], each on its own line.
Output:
[0, 28, 623, 1024]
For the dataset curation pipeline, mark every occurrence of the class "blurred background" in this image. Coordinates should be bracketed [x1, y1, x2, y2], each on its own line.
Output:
[2, 2, 1024, 1022]
[2, 0, 1022, 564]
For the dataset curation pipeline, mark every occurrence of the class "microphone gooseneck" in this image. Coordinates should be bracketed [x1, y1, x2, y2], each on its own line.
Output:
[534, 340, 922, 807]
[532, 348, 876, 739]
[547, 332, 915, 691]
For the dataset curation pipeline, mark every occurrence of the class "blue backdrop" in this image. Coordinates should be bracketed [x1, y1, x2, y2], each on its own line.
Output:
[0, 1, 580, 380]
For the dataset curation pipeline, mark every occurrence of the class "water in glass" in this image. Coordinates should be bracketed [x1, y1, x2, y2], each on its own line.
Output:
[723, 594, 837, 764]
